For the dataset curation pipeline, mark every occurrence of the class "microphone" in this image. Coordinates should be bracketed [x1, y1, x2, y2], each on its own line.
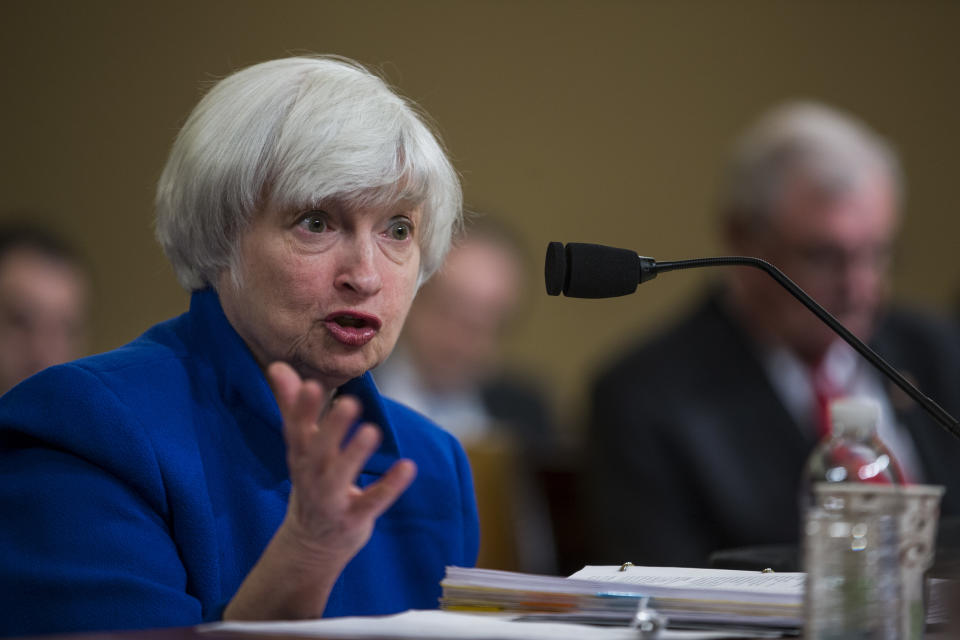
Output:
[545, 241, 960, 441]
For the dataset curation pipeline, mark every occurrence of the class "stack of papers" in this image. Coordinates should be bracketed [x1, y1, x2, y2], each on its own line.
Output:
[440, 565, 804, 634]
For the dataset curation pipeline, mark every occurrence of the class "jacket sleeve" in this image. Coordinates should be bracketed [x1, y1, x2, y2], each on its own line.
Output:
[0, 364, 203, 636]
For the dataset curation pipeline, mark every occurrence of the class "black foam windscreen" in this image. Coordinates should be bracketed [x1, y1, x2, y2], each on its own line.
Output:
[544, 242, 567, 296]
[546, 242, 640, 298]
[542, 240, 960, 438]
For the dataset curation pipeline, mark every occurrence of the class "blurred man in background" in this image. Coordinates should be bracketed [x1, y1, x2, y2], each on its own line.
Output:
[376, 217, 554, 448]
[0, 223, 89, 395]
[375, 216, 559, 572]
[584, 102, 960, 568]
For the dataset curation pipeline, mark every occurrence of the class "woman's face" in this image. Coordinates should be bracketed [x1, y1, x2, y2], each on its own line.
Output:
[218, 198, 422, 391]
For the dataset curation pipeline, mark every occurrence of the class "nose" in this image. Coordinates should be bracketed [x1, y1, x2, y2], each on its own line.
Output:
[334, 236, 382, 297]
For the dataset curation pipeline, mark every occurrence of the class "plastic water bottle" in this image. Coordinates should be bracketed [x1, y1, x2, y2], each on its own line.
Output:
[802, 398, 904, 640]
[801, 397, 903, 504]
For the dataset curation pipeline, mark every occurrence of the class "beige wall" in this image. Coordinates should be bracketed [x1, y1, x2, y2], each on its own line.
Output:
[3, 0, 959, 432]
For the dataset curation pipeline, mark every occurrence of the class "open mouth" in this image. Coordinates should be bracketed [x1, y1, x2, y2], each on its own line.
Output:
[324, 311, 382, 346]
[333, 315, 368, 328]
[326, 312, 382, 330]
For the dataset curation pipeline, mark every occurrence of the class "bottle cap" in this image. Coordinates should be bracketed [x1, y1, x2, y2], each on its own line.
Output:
[829, 397, 879, 437]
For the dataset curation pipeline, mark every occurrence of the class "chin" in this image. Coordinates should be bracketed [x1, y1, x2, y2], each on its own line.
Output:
[297, 338, 387, 383]
[788, 330, 835, 362]
[853, 316, 877, 339]
[321, 356, 383, 387]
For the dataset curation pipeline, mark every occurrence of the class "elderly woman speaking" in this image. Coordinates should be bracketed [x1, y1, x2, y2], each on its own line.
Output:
[0, 57, 479, 635]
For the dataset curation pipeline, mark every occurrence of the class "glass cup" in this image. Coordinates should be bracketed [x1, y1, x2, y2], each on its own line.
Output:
[803, 483, 944, 640]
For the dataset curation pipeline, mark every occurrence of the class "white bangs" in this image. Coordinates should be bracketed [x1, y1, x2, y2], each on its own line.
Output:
[155, 56, 461, 291]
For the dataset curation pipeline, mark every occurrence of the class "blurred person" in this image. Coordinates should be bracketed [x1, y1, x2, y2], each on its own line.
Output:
[374, 218, 559, 572]
[0, 223, 89, 395]
[584, 101, 960, 568]
[375, 217, 554, 450]
[0, 56, 478, 636]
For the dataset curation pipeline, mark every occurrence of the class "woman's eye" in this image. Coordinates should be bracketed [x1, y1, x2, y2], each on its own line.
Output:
[388, 220, 412, 241]
[298, 212, 328, 233]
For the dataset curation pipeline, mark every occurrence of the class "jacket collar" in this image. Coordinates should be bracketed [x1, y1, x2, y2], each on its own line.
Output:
[185, 288, 401, 473]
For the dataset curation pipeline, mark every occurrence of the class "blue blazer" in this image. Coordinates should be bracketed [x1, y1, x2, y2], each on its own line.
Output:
[0, 289, 479, 637]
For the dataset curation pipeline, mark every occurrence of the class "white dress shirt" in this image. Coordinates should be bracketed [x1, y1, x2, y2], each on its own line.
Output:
[761, 338, 926, 482]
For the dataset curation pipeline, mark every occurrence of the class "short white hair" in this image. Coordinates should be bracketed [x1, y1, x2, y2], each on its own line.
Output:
[155, 56, 462, 291]
[720, 101, 903, 229]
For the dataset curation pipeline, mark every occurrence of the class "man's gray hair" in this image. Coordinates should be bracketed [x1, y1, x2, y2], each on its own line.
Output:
[720, 101, 903, 229]
[155, 56, 462, 291]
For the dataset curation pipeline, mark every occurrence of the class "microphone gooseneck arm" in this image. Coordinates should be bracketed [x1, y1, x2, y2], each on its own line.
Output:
[546, 242, 960, 441]
[659, 256, 960, 440]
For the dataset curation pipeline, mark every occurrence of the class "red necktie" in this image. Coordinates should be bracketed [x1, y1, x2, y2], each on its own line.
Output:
[811, 365, 843, 440]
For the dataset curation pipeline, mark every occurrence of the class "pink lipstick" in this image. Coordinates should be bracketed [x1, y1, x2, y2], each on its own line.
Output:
[324, 311, 382, 346]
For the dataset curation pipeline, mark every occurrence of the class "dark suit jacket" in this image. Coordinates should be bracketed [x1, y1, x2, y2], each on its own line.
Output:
[583, 289, 960, 568]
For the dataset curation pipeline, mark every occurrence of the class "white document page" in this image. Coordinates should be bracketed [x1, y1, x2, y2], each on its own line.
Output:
[203, 609, 779, 639]
[570, 566, 804, 603]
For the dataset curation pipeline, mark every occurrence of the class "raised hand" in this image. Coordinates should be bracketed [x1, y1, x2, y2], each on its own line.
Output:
[223, 362, 417, 620]
[270, 361, 418, 559]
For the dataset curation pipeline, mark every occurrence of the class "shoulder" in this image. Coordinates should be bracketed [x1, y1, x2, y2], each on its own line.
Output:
[874, 304, 960, 395]
[379, 395, 474, 477]
[16, 310, 195, 388]
[874, 305, 960, 378]
[342, 372, 471, 472]
[591, 291, 731, 393]
[0, 314, 204, 483]
[7, 314, 198, 418]
[876, 305, 960, 350]
[2, 334, 186, 424]
[0, 361, 171, 517]
[381, 396, 463, 451]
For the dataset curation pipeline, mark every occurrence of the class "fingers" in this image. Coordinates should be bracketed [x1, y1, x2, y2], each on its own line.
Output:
[337, 423, 382, 478]
[318, 395, 363, 455]
[266, 361, 300, 413]
[352, 459, 417, 520]
[269, 362, 324, 454]
[267, 361, 361, 458]
[266, 360, 415, 542]
[268, 362, 314, 452]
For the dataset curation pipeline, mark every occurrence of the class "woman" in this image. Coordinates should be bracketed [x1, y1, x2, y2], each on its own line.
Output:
[0, 56, 479, 635]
